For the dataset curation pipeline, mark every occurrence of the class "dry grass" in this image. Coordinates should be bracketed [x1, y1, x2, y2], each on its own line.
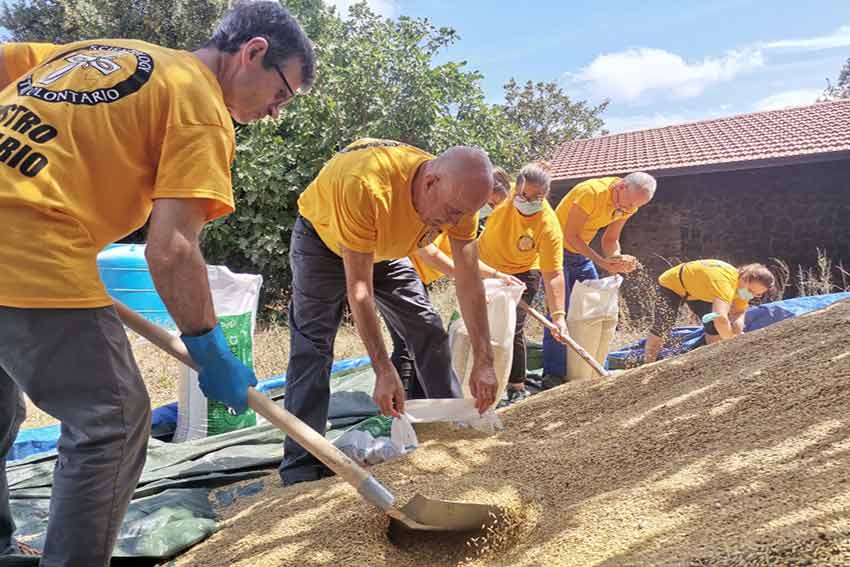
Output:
[792, 248, 850, 297]
[17, 278, 672, 430]
[21, 319, 371, 430]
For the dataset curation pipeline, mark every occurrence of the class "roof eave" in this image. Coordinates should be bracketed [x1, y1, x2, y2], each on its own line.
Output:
[551, 149, 850, 185]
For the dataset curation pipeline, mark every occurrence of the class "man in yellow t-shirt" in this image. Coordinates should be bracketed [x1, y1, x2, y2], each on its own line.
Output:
[543, 172, 656, 379]
[644, 260, 775, 363]
[282, 138, 499, 485]
[0, 3, 315, 564]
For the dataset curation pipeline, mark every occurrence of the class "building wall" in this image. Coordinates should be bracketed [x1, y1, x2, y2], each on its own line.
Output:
[549, 159, 850, 304]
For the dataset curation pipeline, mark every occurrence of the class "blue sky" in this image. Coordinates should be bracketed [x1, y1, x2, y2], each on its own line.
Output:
[329, 0, 850, 134]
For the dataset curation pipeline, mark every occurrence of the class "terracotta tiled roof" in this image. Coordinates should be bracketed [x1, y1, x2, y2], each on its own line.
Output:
[550, 99, 850, 181]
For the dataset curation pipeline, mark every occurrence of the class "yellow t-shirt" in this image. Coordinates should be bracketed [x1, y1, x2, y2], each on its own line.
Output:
[298, 138, 478, 261]
[658, 260, 749, 312]
[409, 232, 452, 285]
[478, 198, 563, 274]
[0, 40, 236, 308]
[555, 177, 637, 253]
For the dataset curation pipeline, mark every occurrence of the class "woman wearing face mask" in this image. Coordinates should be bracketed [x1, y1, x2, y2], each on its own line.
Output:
[388, 167, 514, 398]
[643, 260, 775, 363]
[477, 161, 569, 405]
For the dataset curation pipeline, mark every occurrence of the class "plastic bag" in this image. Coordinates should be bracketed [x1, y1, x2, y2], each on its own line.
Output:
[174, 266, 263, 442]
[448, 279, 524, 409]
[567, 275, 622, 322]
[566, 275, 622, 381]
[334, 416, 403, 466]
[390, 399, 502, 457]
[337, 400, 503, 467]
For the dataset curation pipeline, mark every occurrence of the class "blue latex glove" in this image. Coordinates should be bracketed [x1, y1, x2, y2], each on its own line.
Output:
[181, 325, 257, 414]
[702, 312, 719, 324]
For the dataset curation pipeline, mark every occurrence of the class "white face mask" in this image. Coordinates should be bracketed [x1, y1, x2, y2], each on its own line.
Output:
[737, 287, 754, 300]
[513, 196, 543, 216]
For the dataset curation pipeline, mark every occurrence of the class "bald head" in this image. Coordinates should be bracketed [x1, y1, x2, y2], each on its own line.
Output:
[413, 146, 493, 227]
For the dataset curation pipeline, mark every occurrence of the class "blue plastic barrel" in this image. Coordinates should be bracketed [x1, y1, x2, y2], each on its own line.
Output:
[97, 243, 175, 329]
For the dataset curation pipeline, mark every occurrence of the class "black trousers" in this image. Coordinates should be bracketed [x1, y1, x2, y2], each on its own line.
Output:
[509, 270, 542, 385]
[280, 217, 461, 484]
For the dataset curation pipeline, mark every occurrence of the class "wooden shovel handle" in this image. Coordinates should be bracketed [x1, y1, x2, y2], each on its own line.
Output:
[518, 300, 609, 378]
[112, 300, 372, 487]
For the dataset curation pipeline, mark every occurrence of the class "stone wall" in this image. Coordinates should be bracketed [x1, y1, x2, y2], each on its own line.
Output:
[550, 159, 850, 309]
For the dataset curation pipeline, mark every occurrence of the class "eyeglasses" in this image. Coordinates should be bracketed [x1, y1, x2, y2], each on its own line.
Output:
[271, 62, 296, 106]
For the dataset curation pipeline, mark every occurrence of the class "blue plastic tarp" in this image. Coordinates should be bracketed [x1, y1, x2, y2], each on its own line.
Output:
[744, 292, 850, 332]
[11, 356, 372, 462]
[8, 425, 61, 463]
[606, 293, 850, 369]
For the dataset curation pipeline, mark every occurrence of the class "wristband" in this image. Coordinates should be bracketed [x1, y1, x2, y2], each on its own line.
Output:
[550, 310, 566, 317]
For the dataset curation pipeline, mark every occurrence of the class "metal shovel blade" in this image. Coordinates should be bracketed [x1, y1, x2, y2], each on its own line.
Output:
[389, 493, 500, 532]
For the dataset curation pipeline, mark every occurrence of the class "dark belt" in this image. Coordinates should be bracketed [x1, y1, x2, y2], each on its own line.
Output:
[678, 264, 690, 300]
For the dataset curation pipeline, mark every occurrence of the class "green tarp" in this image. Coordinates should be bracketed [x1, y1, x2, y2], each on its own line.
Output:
[3, 366, 380, 566]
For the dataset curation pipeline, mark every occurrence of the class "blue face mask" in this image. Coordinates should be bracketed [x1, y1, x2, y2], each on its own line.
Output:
[513, 196, 543, 216]
[737, 287, 754, 300]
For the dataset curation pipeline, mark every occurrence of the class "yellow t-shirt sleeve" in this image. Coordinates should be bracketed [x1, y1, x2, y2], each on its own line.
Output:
[2, 42, 59, 83]
[153, 124, 235, 222]
[572, 184, 598, 217]
[538, 215, 564, 273]
[332, 176, 378, 254]
[445, 212, 478, 241]
[708, 276, 736, 305]
[412, 234, 451, 285]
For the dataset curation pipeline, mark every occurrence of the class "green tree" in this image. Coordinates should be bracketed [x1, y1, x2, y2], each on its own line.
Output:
[823, 57, 850, 100]
[0, 0, 608, 313]
[204, 1, 542, 308]
[0, 0, 227, 48]
[502, 78, 608, 164]
[0, 0, 70, 42]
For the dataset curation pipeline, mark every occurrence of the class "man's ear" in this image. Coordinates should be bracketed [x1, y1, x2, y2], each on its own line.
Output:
[241, 37, 270, 67]
[423, 173, 440, 194]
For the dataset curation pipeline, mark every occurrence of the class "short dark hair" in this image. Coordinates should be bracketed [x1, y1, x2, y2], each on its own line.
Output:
[205, 1, 316, 91]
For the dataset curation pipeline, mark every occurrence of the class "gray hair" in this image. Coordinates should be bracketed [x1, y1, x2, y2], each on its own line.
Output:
[205, 1, 316, 91]
[622, 171, 657, 199]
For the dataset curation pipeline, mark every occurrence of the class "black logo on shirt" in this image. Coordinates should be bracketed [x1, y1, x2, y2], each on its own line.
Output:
[16, 44, 154, 106]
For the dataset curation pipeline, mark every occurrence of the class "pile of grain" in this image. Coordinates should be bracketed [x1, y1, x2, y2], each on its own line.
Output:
[174, 300, 850, 567]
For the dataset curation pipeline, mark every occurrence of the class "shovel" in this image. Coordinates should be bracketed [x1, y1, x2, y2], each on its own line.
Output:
[113, 300, 499, 533]
[519, 300, 609, 378]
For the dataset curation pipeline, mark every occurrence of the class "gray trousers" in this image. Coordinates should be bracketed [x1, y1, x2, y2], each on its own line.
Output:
[0, 306, 151, 567]
[280, 217, 461, 484]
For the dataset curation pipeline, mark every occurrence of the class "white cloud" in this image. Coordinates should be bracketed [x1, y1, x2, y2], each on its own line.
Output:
[603, 112, 690, 134]
[753, 88, 822, 111]
[762, 25, 850, 51]
[571, 47, 765, 104]
[325, 0, 399, 18]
